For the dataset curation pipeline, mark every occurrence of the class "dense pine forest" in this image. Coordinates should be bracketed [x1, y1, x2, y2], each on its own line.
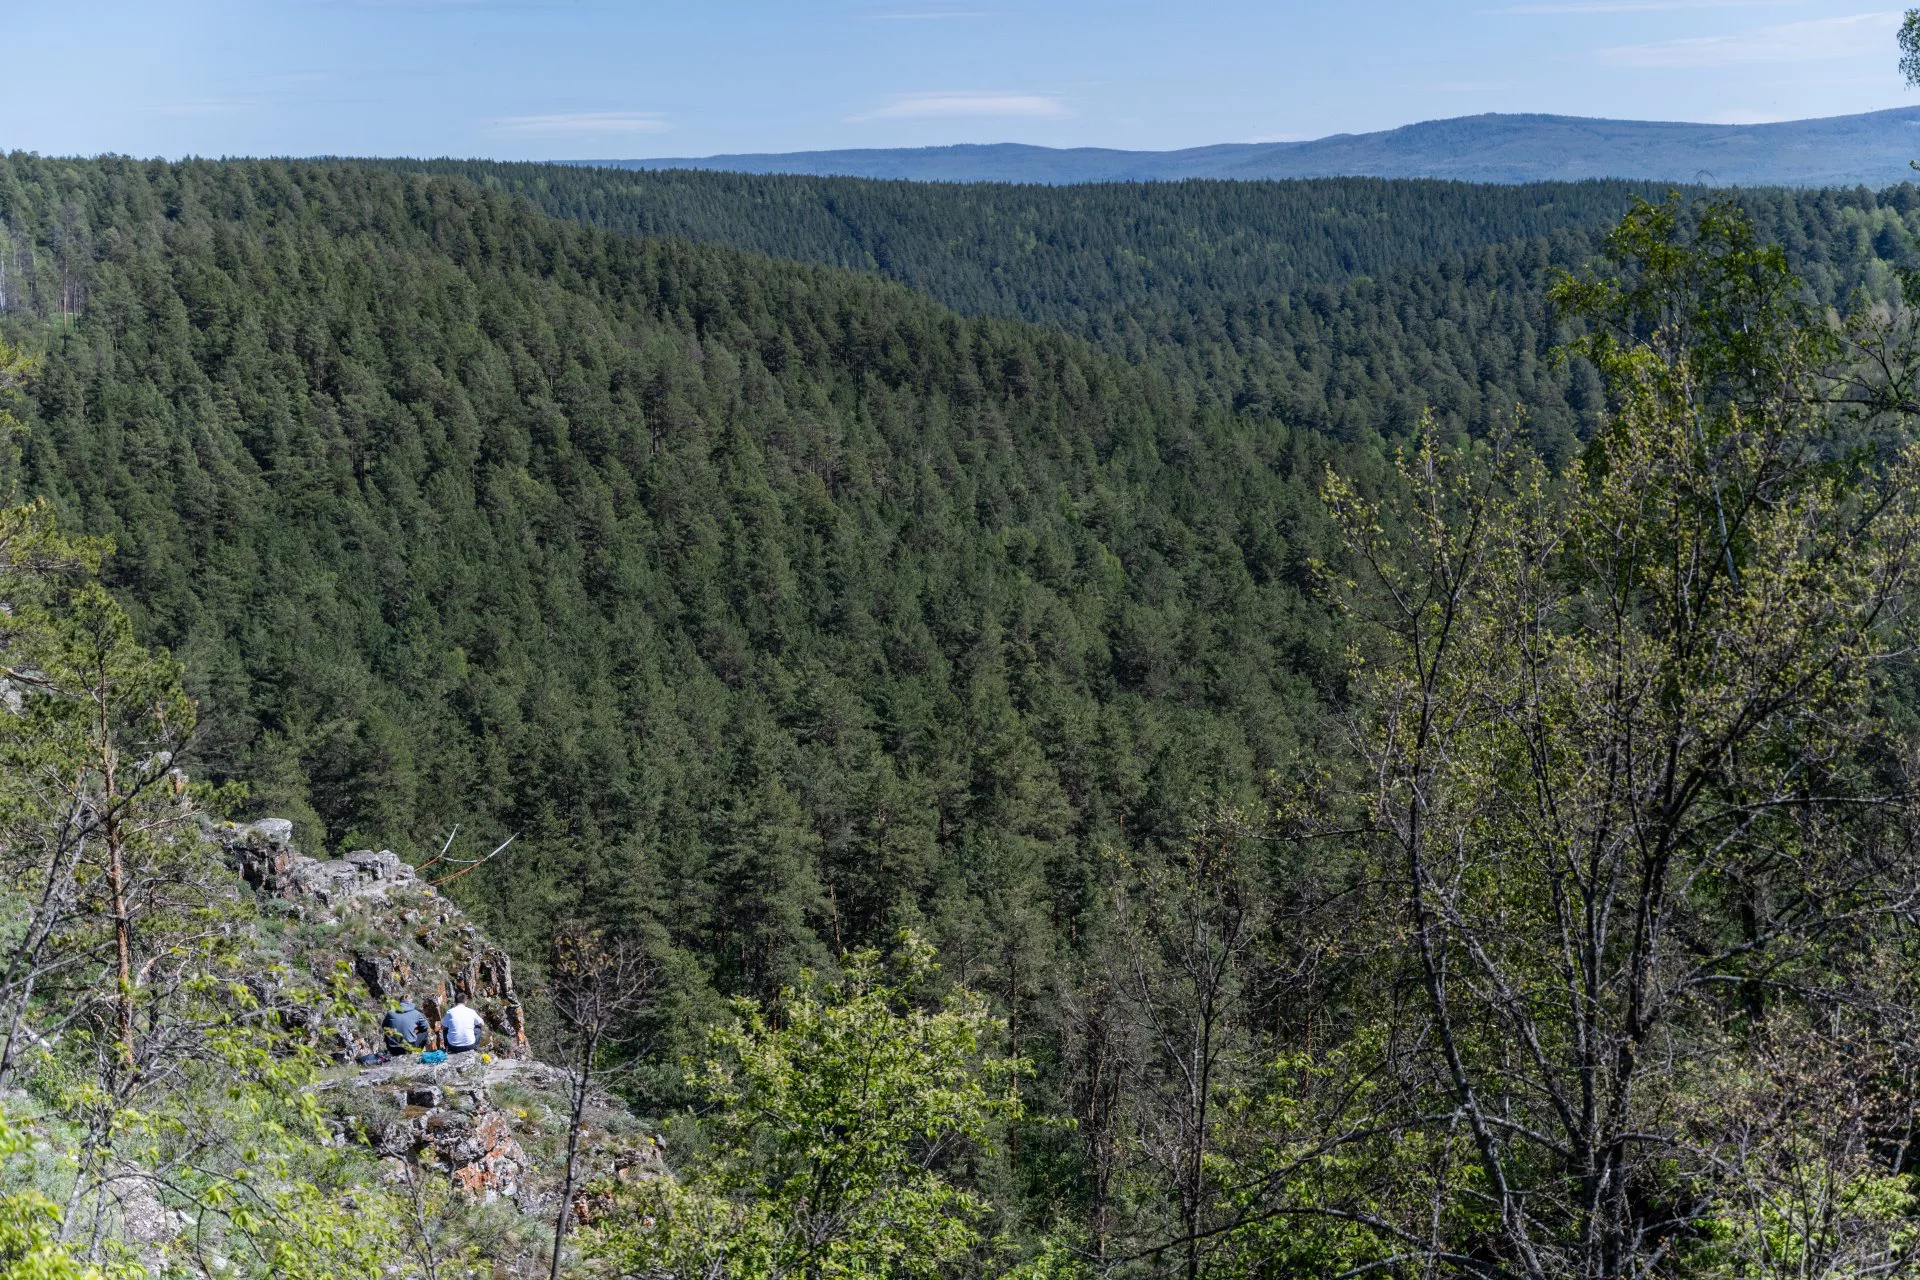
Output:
[378, 163, 1920, 459]
[0, 156, 1350, 975]
[9, 150, 1920, 1277]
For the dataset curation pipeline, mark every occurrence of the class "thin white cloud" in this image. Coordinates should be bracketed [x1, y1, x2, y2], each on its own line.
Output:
[488, 112, 671, 137]
[1506, 0, 1803, 12]
[851, 91, 1069, 121]
[1598, 10, 1899, 66]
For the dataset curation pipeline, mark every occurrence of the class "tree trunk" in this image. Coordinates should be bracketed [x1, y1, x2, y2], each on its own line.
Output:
[551, 1028, 598, 1280]
[98, 690, 133, 1068]
[0, 830, 86, 1088]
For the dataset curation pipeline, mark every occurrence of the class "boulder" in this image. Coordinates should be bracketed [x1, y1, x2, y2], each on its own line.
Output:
[322, 1053, 663, 1214]
[213, 818, 299, 894]
[249, 818, 295, 850]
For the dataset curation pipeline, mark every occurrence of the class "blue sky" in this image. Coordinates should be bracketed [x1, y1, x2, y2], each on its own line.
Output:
[2, 1, 1912, 159]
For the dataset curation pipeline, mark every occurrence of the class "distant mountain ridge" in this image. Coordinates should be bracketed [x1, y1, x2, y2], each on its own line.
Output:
[587, 108, 1920, 187]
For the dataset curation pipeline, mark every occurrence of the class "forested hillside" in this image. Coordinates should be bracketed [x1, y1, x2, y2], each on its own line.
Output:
[0, 156, 1348, 1015]
[373, 162, 1920, 326]
[10, 153, 1920, 1275]
[371, 166, 1665, 317]
[379, 162, 1920, 463]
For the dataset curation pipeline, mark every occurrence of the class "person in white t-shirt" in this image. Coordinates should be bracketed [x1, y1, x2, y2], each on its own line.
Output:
[442, 999, 487, 1055]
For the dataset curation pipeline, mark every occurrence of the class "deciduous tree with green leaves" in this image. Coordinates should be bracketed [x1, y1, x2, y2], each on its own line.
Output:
[0, 341, 408, 1279]
[1899, 9, 1920, 90]
[594, 932, 1028, 1280]
[1302, 196, 1920, 1277]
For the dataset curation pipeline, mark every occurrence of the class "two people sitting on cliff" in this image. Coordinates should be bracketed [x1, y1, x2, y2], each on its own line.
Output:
[380, 995, 489, 1056]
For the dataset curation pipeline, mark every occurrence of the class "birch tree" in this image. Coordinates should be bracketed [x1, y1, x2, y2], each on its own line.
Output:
[1315, 198, 1920, 1278]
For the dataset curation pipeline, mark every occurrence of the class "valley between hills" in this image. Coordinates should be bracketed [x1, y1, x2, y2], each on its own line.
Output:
[6, 147, 1920, 1278]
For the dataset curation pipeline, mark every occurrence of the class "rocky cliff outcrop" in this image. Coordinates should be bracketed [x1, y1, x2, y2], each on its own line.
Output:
[211, 817, 531, 1060]
[210, 817, 662, 1215]
[323, 1053, 661, 1217]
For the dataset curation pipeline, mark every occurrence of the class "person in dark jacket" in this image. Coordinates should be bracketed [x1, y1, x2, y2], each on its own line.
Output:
[381, 999, 430, 1053]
